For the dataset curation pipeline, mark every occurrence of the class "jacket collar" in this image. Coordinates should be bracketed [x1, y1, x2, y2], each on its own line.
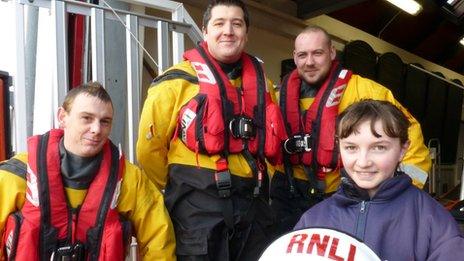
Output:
[334, 169, 412, 205]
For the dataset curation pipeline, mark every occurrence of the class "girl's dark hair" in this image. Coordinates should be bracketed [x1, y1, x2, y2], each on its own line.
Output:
[337, 99, 410, 144]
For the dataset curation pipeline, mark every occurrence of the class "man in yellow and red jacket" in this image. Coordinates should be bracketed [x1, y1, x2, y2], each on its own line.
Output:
[0, 82, 175, 260]
[137, 1, 287, 260]
[271, 25, 431, 236]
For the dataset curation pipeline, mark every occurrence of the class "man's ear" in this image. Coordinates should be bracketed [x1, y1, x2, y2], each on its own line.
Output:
[57, 107, 67, 129]
[293, 50, 298, 65]
[202, 27, 207, 38]
[330, 44, 336, 61]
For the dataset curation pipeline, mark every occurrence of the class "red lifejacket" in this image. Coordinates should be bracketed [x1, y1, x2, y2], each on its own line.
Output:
[177, 41, 286, 164]
[2, 129, 130, 260]
[280, 61, 352, 181]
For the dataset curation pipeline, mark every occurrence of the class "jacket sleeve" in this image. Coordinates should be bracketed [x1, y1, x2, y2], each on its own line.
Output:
[293, 215, 308, 231]
[427, 235, 464, 260]
[425, 198, 464, 260]
[343, 76, 431, 188]
[0, 154, 28, 259]
[136, 81, 179, 189]
[118, 161, 176, 261]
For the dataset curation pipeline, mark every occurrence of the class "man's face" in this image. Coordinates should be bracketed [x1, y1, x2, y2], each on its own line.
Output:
[58, 93, 113, 157]
[293, 31, 336, 85]
[203, 4, 248, 64]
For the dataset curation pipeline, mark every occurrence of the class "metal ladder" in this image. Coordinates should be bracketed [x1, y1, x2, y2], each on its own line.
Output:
[13, 0, 202, 162]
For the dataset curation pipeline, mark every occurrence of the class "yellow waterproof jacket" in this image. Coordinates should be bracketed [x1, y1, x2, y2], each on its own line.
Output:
[275, 74, 431, 192]
[0, 153, 176, 261]
[137, 61, 277, 190]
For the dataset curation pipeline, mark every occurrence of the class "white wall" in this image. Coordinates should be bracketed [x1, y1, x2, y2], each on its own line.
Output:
[0, 2, 17, 76]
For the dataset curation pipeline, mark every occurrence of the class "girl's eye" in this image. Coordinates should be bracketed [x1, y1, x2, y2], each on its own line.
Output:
[344, 145, 356, 151]
[373, 145, 387, 151]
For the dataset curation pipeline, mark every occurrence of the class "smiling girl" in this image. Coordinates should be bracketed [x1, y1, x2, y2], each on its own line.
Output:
[294, 99, 464, 260]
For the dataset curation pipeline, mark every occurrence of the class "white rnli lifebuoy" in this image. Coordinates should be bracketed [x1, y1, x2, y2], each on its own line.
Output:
[259, 227, 380, 261]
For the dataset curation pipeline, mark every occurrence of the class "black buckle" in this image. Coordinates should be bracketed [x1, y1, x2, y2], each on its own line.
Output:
[53, 243, 85, 260]
[215, 170, 232, 198]
[55, 245, 73, 257]
[284, 134, 311, 154]
[229, 116, 256, 139]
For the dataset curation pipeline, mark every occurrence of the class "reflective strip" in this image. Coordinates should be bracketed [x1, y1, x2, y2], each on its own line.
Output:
[0, 158, 27, 179]
[151, 69, 198, 87]
[402, 163, 428, 186]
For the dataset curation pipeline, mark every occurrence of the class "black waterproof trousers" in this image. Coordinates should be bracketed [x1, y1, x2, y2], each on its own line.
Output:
[269, 171, 321, 238]
[165, 164, 275, 261]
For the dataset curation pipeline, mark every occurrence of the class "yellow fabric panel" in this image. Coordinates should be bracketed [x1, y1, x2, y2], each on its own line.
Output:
[65, 188, 87, 208]
[299, 97, 314, 112]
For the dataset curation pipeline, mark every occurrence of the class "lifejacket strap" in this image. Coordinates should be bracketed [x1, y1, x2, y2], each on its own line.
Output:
[196, 45, 232, 157]
[241, 149, 263, 198]
[283, 155, 297, 196]
[214, 158, 234, 229]
[303, 165, 325, 196]
[86, 142, 120, 260]
[309, 64, 343, 177]
[215, 158, 231, 198]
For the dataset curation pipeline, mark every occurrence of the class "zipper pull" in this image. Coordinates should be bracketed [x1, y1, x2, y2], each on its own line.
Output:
[360, 201, 366, 213]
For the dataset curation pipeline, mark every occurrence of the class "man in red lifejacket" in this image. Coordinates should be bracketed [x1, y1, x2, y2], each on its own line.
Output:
[137, 0, 286, 260]
[0, 82, 175, 260]
[270, 25, 431, 236]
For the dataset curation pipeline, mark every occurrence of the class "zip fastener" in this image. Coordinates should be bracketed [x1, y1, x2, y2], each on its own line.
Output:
[355, 200, 368, 240]
[360, 201, 366, 213]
